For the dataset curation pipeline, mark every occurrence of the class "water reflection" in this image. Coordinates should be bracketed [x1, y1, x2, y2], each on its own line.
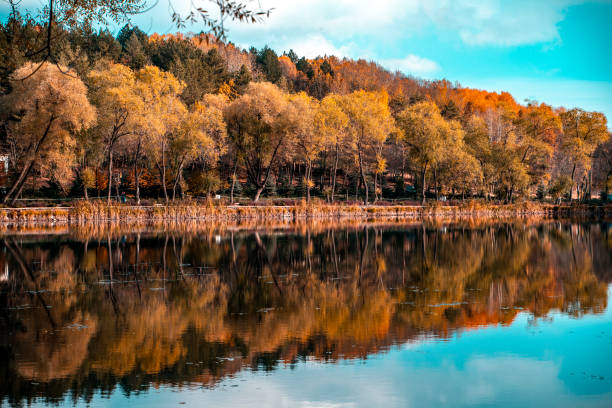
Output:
[0, 221, 610, 406]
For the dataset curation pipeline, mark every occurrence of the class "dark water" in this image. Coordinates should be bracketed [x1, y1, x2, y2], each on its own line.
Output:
[0, 221, 611, 407]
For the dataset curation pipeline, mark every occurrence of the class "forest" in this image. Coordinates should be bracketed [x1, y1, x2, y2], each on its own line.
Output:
[1, 15, 611, 206]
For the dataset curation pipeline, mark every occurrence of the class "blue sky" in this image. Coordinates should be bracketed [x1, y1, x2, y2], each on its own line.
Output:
[3, 0, 612, 120]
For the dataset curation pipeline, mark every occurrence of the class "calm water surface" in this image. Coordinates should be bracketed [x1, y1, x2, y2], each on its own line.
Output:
[0, 221, 611, 407]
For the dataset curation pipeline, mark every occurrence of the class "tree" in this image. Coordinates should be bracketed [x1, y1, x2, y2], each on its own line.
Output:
[135, 65, 186, 202]
[315, 94, 349, 202]
[233, 64, 252, 94]
[284, 49, 299, 64]
[439, 147, 482, 200]
[491, 146, 530, 202]
[149, 40, 229, 106]
[1, 61, 95, 204]
[296, 57, 314, 80]
[548, 175, 572, 203]
[224, 82, 293, 201]
[464, 115, 493, 198]
[80, 167, 96, 200]
[339, 90, 394, 204]
[255, 46, 282, 83]
[287, 92, 322, 202]
[513, 102, 560, 188]
[88, 62, 144, 203]
[12, 0, 269, 79]
[560, 108, 609, 200]
[116, 24, 148, 48]
[169, 94, 227, 200]
[121, 33, 149, 70]
[397, 101, 452, 204]
[320, 60, 334, 77]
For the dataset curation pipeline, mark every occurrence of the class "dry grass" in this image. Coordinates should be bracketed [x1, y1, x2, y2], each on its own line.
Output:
[0, 200, 608, 226]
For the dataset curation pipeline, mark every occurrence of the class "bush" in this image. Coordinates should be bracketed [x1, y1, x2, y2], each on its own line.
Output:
[187, 170, 221, 197]
[549, 175, 572, 201]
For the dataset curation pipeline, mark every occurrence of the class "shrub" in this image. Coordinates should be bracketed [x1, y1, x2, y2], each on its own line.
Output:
[187, 170, 221, 197]
[549, 176, 572, 201]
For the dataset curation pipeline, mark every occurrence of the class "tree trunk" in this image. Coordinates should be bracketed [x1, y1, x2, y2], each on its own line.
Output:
[358, 147, 368, 205]
[373, 172, 378, 203]
[319, 151, 326, 190]
[134, 167, 140, 205]
[107, 148, 113, 204]
[254, 186, 265, 202]
[96, 167, 100, 198]
[434, 168, 439, 200]
[570, 163, 576, 201]
[306, 161, 312, 203]
[172, 158, 185, 202]
[4, 117, 55, 204]
[331, 144, 339, 202]
[587, 169, 592, 201]
[84, 181, 88, 201]
[133, 138, 142, 205]
[252, 140, 282, 202]
[421, 163, 428, 205]
[160, 148, 169, 203]
[230, 159, 238, 204]
[5, 160, 34, 205]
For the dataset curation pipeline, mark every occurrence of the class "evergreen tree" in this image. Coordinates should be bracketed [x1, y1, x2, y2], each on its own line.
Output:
[255, 46, 282, 83]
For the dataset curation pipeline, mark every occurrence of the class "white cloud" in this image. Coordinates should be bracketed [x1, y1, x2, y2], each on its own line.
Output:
[238, 33, 354, 59]
[1, 0, 590, 52]
[221, 0, 586, 49]
[380, 55, 441, 76]
[421, 0, 583, 46]
[1, 0, 590, 49]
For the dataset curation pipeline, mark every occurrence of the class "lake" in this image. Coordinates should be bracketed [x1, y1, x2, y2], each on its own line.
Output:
[1, 221, 611, 407]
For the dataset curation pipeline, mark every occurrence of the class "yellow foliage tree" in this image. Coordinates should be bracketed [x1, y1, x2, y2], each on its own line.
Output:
[1, 62, 96, 204]
[224, 82, 294, 201]
[315, 94, 349, 202]
[339, 90, 394, 204]
[88, 62, 145, 203]
[287, 92, 322, 202]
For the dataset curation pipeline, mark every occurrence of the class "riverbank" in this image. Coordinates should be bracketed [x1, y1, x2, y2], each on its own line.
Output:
[0, 201, 609, 225]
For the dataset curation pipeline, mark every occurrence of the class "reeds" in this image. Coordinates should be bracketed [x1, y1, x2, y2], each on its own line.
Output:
[0, 200, 609, 226]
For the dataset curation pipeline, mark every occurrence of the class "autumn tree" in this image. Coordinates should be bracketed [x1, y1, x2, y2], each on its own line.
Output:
[560, 108, 609, 200]
[1, 61, 95, 204]
[464, 115, 493, 198]
[340, 90, 394, 204]
[315, 94, 349, 202]
[397, 101, 453, 204]
[287, 92, 322, 202]
[88, 62, 144, 203]
[435, 121, 482, 199]
[512, 103, 560, 189]
[135, 66, 186, 202]
[169, 94, 228, 200]
[224, 82, 293, 201]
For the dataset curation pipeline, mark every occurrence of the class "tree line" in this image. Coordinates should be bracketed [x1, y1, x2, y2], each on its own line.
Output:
[1, 19, 610, 205]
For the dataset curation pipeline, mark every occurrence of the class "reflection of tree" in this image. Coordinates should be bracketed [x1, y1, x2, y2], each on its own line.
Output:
[0, 222, 609, 405]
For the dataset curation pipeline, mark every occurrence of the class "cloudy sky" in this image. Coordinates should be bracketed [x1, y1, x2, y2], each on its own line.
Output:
[3, 0, 612, 120]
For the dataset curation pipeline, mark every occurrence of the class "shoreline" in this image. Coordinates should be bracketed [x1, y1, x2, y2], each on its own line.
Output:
[0, 202, 609, 225]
